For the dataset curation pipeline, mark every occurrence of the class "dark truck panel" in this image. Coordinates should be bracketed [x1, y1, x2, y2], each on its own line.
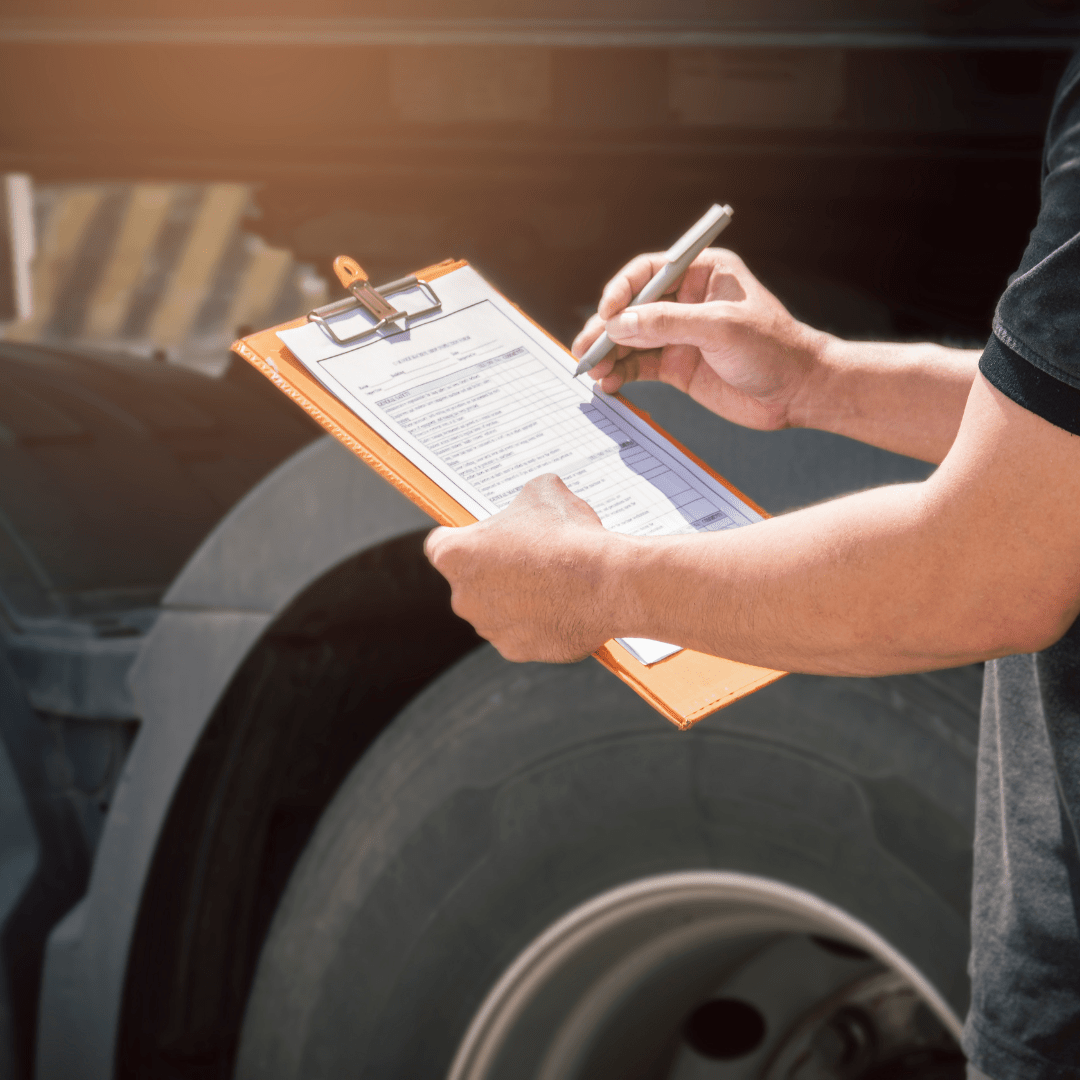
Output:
[1, 7, 1076, 348]
[0, 345, 316, 715]
[0, 344, 316, 1077]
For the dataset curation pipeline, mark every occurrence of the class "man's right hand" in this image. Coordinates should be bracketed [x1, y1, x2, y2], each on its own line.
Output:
[571, 248, 829, 432]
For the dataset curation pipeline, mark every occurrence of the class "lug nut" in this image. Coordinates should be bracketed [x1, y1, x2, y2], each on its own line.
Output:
[812, 1006, 876, 1070]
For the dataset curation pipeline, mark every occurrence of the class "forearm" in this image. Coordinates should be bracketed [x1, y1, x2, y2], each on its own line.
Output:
[791, 337, 981, 464]
[607, 485, 1018, 676]
[606, 375, 1080, 675]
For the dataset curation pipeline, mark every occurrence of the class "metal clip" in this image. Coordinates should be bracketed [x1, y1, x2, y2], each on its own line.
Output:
[307, 255, 443, 346]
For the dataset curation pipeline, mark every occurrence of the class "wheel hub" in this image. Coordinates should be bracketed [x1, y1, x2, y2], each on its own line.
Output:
[448, 872, 963, 1080]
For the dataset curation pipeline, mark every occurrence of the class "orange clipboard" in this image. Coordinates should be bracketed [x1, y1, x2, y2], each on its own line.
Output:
[232, 257, 785, 729]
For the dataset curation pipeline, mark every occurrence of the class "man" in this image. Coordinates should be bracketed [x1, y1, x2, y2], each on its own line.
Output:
[425, 53, 1080, 1080]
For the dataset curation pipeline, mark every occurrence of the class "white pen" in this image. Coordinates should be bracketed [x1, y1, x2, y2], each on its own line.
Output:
[574, 203, 734, 377]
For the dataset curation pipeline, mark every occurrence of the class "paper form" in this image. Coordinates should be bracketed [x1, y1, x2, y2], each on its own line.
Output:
[279, 266, 763, 666]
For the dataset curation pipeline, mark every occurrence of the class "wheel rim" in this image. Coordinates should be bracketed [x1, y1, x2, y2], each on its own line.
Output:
[447, 872, 963, 1080]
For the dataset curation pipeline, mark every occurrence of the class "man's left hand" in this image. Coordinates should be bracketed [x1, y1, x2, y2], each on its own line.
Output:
[424, 475, 617, 663]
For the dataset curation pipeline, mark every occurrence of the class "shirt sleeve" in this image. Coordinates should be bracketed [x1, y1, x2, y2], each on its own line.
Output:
[980, 49, 1080, 437]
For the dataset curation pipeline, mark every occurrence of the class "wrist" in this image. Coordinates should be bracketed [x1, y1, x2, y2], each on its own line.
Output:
[593, 532, 650, 643]
[784, 326, 844, 431]
[598, 533, 692, 645]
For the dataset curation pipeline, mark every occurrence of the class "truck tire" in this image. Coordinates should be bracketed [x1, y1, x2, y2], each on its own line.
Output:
[235, 646, 978, 1080]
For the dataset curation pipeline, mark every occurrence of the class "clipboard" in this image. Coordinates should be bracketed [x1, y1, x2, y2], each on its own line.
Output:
[232, 257, 785, 729]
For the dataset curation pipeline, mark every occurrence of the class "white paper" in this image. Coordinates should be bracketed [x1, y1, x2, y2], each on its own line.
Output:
[280, 267, 763, 665]
[618, 637, 684, 666]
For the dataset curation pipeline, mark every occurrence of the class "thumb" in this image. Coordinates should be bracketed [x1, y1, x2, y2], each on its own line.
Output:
[424, 525, 453, 563]
[605, 301, 724, 352]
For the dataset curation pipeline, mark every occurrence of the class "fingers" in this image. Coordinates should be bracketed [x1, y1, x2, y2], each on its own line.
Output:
[587, 354, 618, 382]
[573, 317, 656, 388]
[573, 249, 741, 361]
[570, 302, 653, 362]
[572, 254, 664, 359]
[428, 477, 600, 571]
[594, 349, 664, 394]
[424, 523, 472, 571]
[594, 363, 626, 395]
[571, 312, 606, 359]
[423, 477, 611, 663]
[596, 253, 669, 320]
[597, 247, 738, 321]
[580, 342, 636, 381]
[605, 300, 727, 353]
[423, 525, 448, 563]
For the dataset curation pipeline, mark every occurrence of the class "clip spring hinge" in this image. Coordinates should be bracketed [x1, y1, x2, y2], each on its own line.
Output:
[307, 255, 443, 346]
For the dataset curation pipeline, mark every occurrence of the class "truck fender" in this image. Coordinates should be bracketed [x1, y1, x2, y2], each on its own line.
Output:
[35, 436, 428, 1080]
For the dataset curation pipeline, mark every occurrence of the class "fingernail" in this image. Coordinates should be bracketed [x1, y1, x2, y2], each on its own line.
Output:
[607, 310, 638, 339]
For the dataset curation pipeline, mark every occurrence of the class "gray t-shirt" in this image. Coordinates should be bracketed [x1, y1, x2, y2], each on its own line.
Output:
[962, 52, 1080, 1080]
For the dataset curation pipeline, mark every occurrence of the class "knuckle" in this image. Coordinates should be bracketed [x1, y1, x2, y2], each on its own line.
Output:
[532, 473, 561, 495]
[574, 314, 604, 348]
[448, 591, 472, 620]
[599, 286, 627, 318]
[499, 641, 529, 664]
[430, 532, 468, 574]
[651, 305, 673, 337]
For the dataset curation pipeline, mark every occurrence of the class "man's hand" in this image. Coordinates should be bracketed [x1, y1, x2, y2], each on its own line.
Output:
[572, 248, 826, 431]
[573, 246, 981, 463]
[424, 475, 621, 664]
